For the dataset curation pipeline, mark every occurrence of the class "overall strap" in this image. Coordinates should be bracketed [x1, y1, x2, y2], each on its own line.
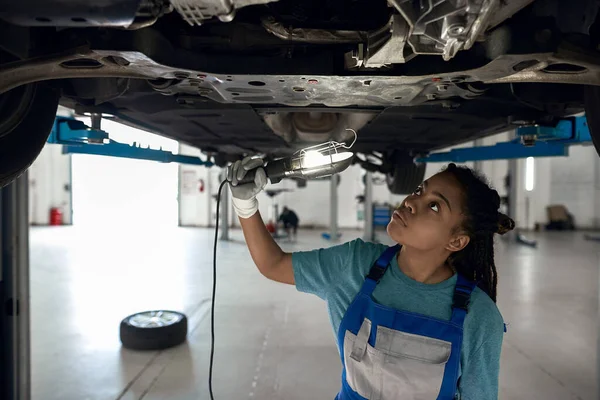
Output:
[450, 274, 477, 326]
[361, 245, 401, 295]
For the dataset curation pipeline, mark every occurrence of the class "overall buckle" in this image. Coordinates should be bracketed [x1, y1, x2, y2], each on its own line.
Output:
[452, 290, 471, 311]
[366, 265, 386, 283]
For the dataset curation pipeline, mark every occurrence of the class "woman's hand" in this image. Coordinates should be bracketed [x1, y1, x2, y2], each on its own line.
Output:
[227, 156, 267, 218]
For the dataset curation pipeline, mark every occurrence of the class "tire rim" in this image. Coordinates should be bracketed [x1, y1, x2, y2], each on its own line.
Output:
[128, 311, 182, 328]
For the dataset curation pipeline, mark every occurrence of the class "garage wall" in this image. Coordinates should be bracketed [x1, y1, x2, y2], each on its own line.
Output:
[547, 145, 599, 229]
[271, 165, 364, 229]
[28, 106, 73, 225]
[70, 119, 179, 227]
[178, 144, 214, 227]
[511, 138, 598, 230]
[176, 161, 375, 230]
[28, 144, 72, 225]
[178, 144, 238, 228]
[514, 154, 553, 230]
[185, 163, 369, 230]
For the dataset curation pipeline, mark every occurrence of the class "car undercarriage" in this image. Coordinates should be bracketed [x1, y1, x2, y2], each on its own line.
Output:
[0, 0, 599, 192]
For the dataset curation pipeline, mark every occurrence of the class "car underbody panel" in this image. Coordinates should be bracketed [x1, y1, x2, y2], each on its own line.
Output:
[57, 79, 571, 159]
[129, 96, 528, 156]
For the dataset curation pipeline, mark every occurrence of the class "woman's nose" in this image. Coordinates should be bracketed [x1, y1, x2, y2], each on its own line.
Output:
[404, 199, 415, 214]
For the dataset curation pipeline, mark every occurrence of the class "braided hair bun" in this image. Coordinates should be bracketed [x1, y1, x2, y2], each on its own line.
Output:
[497, 212, 515, 235]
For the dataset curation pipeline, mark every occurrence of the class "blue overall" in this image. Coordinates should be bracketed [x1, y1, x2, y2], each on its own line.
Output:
[335, 245, 476, 400]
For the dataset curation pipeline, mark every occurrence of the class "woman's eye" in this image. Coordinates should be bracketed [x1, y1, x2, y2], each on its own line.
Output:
[430, 202, 439, 212]
[414, 186, 422, 195]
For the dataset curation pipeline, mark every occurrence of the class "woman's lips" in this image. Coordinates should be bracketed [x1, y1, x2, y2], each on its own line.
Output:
[393, 210, 407, 227]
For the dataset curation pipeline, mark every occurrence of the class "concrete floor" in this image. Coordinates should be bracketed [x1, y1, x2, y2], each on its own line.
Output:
[30, 226, 598, 400]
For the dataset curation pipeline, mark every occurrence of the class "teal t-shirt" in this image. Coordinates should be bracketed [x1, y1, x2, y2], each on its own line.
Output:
[292, 238, 504, 400]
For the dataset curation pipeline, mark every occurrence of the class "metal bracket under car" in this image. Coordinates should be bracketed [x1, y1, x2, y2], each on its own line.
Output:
[48, 116, 214, 166]
[3, 42, 600, 107]
[417, 115, 593, 163]
[347, 0, 500, 68]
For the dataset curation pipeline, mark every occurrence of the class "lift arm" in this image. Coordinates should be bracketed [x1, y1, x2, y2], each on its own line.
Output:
[48, 116, 214, 167]
[416, 116, 593, 163]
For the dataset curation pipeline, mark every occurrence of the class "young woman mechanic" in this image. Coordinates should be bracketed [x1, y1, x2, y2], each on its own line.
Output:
[228, 158, 515, 400]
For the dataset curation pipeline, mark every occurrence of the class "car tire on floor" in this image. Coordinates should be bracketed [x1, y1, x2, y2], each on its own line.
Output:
[583, 86, 600, 157]
[120, 310, 188, 351]
[0, 83, 59, 188]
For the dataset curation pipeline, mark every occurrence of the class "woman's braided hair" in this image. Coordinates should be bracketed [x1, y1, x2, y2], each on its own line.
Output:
[443, 163, 515, 302]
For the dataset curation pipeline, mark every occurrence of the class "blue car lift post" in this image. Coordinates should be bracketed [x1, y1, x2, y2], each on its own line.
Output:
[417, 115, 596, 246]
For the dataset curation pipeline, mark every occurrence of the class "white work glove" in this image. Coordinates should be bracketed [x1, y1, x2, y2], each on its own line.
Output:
[227, 156, 268, 219]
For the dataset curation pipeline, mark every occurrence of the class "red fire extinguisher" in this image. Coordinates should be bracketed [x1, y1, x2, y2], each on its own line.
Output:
[49, 207, 63, 226]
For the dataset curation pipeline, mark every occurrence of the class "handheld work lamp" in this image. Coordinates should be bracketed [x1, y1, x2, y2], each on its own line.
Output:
[238, 140, 355, 185]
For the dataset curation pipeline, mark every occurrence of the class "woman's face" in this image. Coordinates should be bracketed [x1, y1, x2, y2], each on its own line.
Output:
[387, 172, 468, 252]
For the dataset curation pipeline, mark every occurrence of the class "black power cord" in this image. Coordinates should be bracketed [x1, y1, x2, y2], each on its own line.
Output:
[210, 180, 228, 400]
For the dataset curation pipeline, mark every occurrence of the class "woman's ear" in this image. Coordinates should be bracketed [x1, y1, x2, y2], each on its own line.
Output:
[446, 233, 470, 253]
